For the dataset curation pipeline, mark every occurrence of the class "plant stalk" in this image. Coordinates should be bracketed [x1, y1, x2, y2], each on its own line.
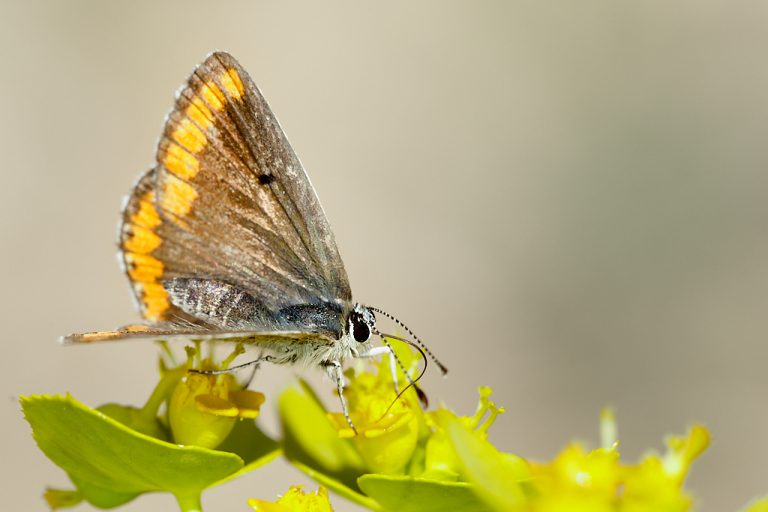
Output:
[175, 492, 203, 512]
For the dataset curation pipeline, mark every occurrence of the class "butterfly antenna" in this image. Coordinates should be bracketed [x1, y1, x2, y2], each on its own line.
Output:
[369, 306, 448, 375]
[377, 333, 429, 408]
[374, 332, 429, 420]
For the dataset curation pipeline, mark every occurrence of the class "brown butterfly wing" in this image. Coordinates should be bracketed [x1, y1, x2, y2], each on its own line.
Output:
[120, 167, 207, 324]
[61, 325, 332, 346]
[121, 52, 351, 325]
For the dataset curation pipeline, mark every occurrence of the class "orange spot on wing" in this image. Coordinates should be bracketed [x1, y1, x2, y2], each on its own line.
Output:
[160, 174, 198, 218]
[221, 69, 244, 99]
[123, 188, 170, 321]
[126, 253, 164, 282]
[229, 69, 245, 96]
[171, 118, 206, 153]
[163, 143, 200, 180]
[186, 97, 213, 131]
[132, 192, 161, 230]
[141, 283, 170, 322]
[200, 81, 225, 111]
[125, 325, 151, 332]
[124, 252, 170, 321]
[123, 224, 161, 254]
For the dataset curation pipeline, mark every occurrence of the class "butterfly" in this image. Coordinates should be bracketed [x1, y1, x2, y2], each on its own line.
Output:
[62, 51, 446, 430]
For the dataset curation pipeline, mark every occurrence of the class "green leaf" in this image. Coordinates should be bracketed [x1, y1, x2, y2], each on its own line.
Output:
[214, 416, 281, 484]
[358, 474, 494, 512]
[96, 403, 169, 441]
[279, 380, 366, 491]
[446, 417, 529, 511]
[22, 394, 244, 508]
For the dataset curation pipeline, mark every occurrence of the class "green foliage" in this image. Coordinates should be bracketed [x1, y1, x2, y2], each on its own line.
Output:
[21, 347, 279, 511]
[19, 340, 765, 511]
[278, 380, 377, 510]
[357, 475, 493, 512]
[22, 394, 243, 508]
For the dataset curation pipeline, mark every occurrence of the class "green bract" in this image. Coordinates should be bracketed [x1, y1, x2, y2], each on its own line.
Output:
[22, 381, 278, 510]
[357, 474, 494, 512]
[279, 380, 376, 510]
[444, 415, 530, 509]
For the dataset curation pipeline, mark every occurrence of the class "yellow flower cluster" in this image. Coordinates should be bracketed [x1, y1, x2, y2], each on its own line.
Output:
[525, 410, 709, 511]
[325, 343, 711, 512]
[248, 486, 333, 512]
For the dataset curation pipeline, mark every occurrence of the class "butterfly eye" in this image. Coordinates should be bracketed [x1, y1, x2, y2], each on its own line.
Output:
[351, 312, 371, 343]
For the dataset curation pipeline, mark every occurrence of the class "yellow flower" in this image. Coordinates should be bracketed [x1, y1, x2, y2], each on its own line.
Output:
[743, 497, 768, 512]
[525, 410, 710, 512]
[248, 486, 334, 512]
[529, 443, 621, 511]
[168, 344, 265, 449]
[620, 424, 709, 511]
[425, 386, 506, 479]
[326, 343, 422, 474]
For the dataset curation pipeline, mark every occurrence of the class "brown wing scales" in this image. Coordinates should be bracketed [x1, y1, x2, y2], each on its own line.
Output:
[117, 51, 352, 335]
[147, 52, 350, 316]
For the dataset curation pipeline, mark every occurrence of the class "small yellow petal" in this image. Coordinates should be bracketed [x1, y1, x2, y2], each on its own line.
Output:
[249, 486, 334, 512]
[229, 390, 266, 419]
[195, 394, 239, 417]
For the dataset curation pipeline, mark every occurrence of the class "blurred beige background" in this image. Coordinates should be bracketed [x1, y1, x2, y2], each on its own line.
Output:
[2, 1, 768, 510]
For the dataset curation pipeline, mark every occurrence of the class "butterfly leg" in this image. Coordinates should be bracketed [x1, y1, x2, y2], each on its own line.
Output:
[191, 354, 275, 375]
[322, 360, 357, 435]
[361, 341, 429, 409]
[357, 345, 401, 394]
[387, 348, 400, 395]
[241, 358, 260, 388]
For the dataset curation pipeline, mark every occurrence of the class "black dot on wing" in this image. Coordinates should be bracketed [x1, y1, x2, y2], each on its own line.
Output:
[258, 173, 275, 185]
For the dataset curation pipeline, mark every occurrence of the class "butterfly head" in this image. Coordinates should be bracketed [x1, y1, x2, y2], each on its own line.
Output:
[348, 303, 376, 343]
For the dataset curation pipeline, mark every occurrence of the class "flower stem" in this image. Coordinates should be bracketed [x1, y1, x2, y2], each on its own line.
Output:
[140, 366, 186, 421]
[175, 492, 203, 512]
